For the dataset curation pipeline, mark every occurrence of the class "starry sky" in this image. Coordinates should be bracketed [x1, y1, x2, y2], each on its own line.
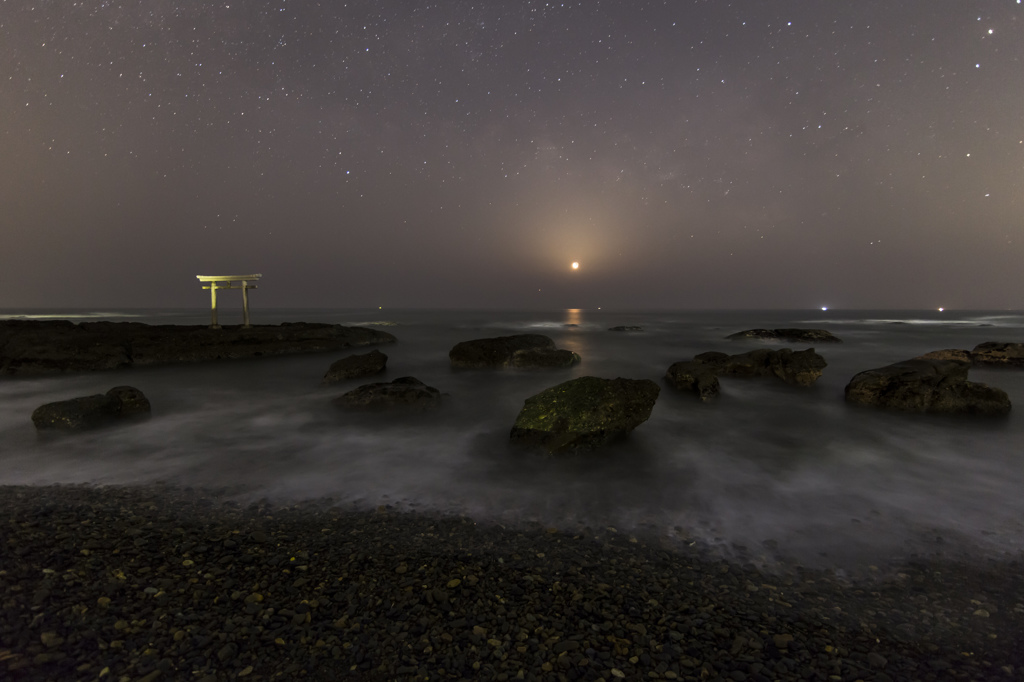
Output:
[2, 1, 1022, 310]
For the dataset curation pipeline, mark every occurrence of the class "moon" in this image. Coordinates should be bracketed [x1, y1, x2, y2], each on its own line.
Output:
[571, 262, 579, 270]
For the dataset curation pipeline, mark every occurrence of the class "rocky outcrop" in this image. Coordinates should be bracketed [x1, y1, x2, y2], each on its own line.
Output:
[449, 334, 580, 369]
[609, 326, 643, 332]
[509, 376, 659, 453]
[32, 386, 151, 430]
[0, 320, 396, 377]
[692, 348, 827, 387]
[971, 342, 1024, 368]
[322, 349, 388, 385]
[332, 377, 441, 411]
[665, 361, 720, 401]
[844, 357, 1010, 415]
[916, 349, 973, 364]
[727, 328, 842, 343]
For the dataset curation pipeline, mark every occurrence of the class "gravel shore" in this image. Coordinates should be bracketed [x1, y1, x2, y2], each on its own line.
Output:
[2, 485, 1022, 682]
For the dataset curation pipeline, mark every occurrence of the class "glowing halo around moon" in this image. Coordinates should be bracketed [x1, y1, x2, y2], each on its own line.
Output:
[571, 261, 579, 270]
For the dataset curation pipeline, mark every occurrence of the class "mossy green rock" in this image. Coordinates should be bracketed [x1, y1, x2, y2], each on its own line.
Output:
[510, 376, 660, 453]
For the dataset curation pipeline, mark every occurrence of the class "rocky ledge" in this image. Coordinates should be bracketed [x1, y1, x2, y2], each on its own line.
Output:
[449, 334, 580, 370]
[727, 329, 843, 344]
[0, 320, 396, 377]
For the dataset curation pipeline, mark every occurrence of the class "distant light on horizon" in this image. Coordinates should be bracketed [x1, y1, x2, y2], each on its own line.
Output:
[938, 307, 944, 312]
[821, 306, 828, 311]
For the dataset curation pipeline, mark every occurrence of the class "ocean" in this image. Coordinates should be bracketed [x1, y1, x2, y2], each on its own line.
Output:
[1, 308, 1022, 572]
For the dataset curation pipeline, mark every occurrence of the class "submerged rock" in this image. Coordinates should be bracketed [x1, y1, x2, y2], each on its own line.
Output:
[693, 348, 827, 387]
[665, 361, 720, 401]
[510, 348, 581, 369]
[509, 376, 659, 453]
[971, 342, 1024, 368]
[333, 377, 441, 411]
[609, 326, 644, 332]
[844, 357, 1010, 415]
[727, 328, 843, 343]
[449, 334, 580, 369]
[0, 319, 396, 377]
[322, 349, 388, 385]
[32, 386, 152, 430]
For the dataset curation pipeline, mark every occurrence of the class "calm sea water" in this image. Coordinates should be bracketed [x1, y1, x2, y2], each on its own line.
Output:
[1, 308, 1022, 571]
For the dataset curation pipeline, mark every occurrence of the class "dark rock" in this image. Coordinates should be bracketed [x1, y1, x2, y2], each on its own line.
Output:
[510, 348, 581, 369]
[0, 319, 396, 376]
[332, 377, 441, 411]
[31, 386, 152, 430]
[727, 328, 842, 343]
[322, 349, 388, 385]
[916, 349, 973, 364]
[844, 357, 1011, 415]
[609, 326, 643, 332]
[509, 376, 659, 453]
[449, 334, 579, 369]
[693, 348, 827, 387]
[971, 342, 1024, 367]
[665, 361, 720, 401]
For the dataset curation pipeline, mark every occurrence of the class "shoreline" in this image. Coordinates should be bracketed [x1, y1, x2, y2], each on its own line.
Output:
[1, 484, 1021, 681]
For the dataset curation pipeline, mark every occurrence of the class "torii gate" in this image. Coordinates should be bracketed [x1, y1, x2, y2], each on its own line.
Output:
[196, 274, 262, 329]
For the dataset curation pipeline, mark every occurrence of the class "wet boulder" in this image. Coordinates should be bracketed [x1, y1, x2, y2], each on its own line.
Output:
[727, 328, 842, 343]
[322, 349, 388, 385]
[665, 361, 720, 401]
[844, 357, 1010, 415]
[32, 386, 152, 430]
[693, 348, 827, 387]
[449, 334, 579, 368]
[609, 326, 643, 332]
[510, 376, 660, 453]
[332, 377, 441, 411]
[971, 342, 1024, 368]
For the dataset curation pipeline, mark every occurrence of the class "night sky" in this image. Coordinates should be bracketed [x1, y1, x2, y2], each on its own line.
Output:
[2, 1, 1022, 310]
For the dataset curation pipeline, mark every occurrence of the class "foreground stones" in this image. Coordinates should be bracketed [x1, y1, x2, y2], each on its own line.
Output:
[0, 320, 396, 376]
[32, 386, 151, 430]
[971, 342, 1024, 367]
[664, 361, 720, 402]
[844, 356, 1011, 415]
[693, 348, 828, 387]
[3, 485, 1019, 682]
[449, 334, 581, 369]
[510, 376, 659, 453]
[727, 328, 843, 343]
[332, 377, 441, 411]
[321, 349, 388, 385]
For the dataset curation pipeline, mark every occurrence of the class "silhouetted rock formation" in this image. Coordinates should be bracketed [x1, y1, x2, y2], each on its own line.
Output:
[971, 342, 1024, 367]
[332, 377, 441, 411]
[0, 320, 396, 377]
[32, 386, 151, 430]
[727, 328, 842, 343]
[449, 334, 580, 369]
[510, 376, 659, 453]
[609, 326, 643, 332]
[322, 349, 388, 385]
[844, 357, 1010, 415]
[665, 361, 720, 401]
[693, 348, 827, 387]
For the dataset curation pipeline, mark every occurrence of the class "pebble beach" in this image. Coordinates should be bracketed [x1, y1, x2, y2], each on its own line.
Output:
[2, 484, 1022, 682]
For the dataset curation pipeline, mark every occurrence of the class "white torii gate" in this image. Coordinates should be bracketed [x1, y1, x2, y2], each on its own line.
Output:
[196, 274, 262, 329]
